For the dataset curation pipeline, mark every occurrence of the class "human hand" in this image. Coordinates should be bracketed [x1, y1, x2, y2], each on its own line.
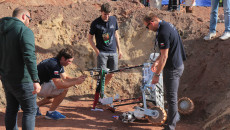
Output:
[76, 75, 87, 84]
[32, 83, 41, 95]
[151, 62, 159, 72]
[96, 49, 100, 57]
[151, 75, 159, 84]
[118, 51, 122, 59]
[82, 74, 88, 78]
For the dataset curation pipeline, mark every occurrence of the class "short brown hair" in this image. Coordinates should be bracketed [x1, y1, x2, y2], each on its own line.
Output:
[56, 47, 75, 60]
[143, 13, 159, 23]
[12, 7, 29, 17]
[101, 3, 112, 13]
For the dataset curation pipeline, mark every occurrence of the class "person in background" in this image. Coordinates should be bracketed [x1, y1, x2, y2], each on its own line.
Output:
[149, 0, 162, 9]
[146, 0, 150, 7]
[168, 0, 181, 12]
[36, 47, 86, 120]
[141, 0, 147, 6]
[182, 0, 196, 13]
[0, 7, 41, 130]
[204, 0, 230, 40]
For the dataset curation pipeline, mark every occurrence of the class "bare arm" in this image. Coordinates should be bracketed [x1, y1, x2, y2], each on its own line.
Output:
[151, 55, 160, 72]
[60, 72, 87, 82]
[60, 72, 77, 81]
[52, 72, 86, 89]
[155, 49, 168, 75]
[115, 30, 122, 59]
[88, 34, 99, 56]
[152, 49, 168, 84]
[192, 0, 195, 5]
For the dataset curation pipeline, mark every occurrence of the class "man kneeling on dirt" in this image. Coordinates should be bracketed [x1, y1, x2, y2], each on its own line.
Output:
[36, 47, 87, 120]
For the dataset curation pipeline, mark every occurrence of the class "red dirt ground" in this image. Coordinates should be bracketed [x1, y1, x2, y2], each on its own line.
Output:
[0, 100, 201, 130]
[0, 0, 229, 129]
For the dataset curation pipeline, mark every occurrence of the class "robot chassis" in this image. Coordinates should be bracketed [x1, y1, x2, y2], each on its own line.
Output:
[88, 53, 194, 125]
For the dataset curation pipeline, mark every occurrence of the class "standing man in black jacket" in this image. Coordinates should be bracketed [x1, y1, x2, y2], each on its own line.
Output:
[0, 7, 41, 130]
[144, 14, 186, 130]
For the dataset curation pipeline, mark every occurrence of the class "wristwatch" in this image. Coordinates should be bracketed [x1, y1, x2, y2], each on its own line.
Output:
[33, 79, 40, 83]
[154, 73, 160, 77]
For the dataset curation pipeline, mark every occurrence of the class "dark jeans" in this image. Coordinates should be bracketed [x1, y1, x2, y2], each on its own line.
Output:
[2, 80, 37, 130]
[168, 0, 181, 11]
[163, 64, 184, 130]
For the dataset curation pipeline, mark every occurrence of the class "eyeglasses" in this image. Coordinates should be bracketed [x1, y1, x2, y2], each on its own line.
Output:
[26, 14, 32, 22]
[146, 22, 151, 29]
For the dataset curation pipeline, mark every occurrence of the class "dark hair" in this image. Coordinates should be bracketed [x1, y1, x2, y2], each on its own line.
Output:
[101, 3, 112, 13]
[143, 13, 158, 23]
[12, 7, 28, 17]
[56, 47, 75, 60]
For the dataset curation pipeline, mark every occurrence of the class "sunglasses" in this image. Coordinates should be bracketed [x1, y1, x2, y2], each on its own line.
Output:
[26, 14, 32, 22]
[146, 22, 151, 29]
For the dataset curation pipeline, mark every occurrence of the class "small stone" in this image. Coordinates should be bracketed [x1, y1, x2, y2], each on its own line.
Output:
[197, 18, 203, 22]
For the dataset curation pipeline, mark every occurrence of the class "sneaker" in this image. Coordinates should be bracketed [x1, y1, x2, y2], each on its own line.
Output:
[55, 111, 66, 119]
[203, 32, 216, 40]
[217, 19, 225, 23]
[91, 108, 104, 111]
[45, 111, 66, 120]
[219, 32, 230, 40]
[36, 107, 42, 117]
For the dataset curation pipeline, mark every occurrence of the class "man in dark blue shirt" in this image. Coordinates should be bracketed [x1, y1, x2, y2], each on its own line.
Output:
[144, 14, 186, 130]
[36, 47, 86, 120]
[88, 3, 122, 110]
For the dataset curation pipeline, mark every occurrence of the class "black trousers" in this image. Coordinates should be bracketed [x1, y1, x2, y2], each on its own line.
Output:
[163, 64, 184, 130]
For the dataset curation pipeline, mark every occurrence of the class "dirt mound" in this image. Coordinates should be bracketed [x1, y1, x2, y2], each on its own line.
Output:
[0, 0, 230, 129]
[0, 0, 80, 6]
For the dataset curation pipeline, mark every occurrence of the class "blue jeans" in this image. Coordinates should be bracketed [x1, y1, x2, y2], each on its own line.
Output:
[163, 64, 184, 130]
[210, 0, 230, 33]
[2, 80, 37, 130]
